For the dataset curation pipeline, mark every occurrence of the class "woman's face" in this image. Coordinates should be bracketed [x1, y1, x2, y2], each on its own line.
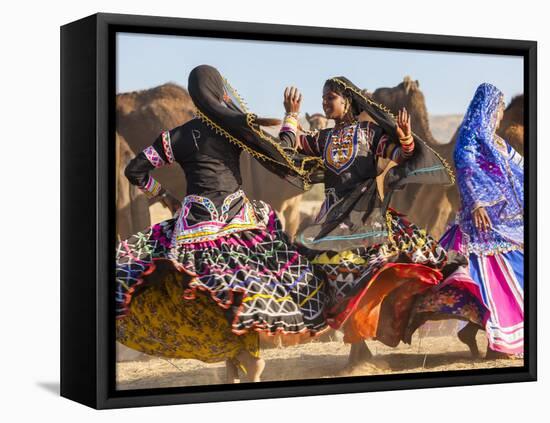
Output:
[322, 86, 347, 120]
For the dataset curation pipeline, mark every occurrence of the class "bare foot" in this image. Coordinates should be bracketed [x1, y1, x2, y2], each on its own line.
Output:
[248, 357, 266, 382]
[457, 322, 480, 358]
[485, 348, 513, 360]
[236, 350, 265, 382]
[347, 341, 373, 368]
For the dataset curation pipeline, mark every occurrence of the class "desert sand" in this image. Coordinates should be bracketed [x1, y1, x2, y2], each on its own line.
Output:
[116, 329, 523, 390]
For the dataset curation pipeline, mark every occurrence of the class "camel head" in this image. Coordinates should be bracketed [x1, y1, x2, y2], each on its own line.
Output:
[497, 94, 524, 155]
[305, 112, 329, 131]
[371, 76, 437, 145]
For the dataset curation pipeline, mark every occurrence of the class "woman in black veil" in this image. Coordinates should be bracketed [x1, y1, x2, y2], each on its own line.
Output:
[115, 65, 327, 382]
[278, 77, 456, 365]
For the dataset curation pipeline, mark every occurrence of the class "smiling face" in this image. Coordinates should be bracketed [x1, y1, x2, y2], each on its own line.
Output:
[322, 84, 348, 121]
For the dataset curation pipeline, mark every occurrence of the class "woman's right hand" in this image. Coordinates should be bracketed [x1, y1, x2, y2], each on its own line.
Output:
[284, 86, 302, 114]
[473, 207, 492, 232]
[160, 192, 181, 215]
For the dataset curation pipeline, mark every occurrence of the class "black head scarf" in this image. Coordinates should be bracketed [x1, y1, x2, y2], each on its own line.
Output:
[297, 77, 456, 248]
[188, 65, 324, 189]
[325, 76, 455, 196]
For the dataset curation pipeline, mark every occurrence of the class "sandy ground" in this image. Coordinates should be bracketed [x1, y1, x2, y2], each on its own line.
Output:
[116, 329, 523, 390]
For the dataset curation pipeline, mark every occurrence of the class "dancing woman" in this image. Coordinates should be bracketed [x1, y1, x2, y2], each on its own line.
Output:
[278, 78, 454, 364]
[116, 65, 327, 381]
[412, 83, 524, 358]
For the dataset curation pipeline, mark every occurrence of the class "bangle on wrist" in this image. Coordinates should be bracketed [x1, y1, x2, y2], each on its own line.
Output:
[399, 135, 413, 144]
[285, 111, 299, 118]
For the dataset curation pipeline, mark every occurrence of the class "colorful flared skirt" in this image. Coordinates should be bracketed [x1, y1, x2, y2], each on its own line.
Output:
[469, 248, 524, 354]
[116, 263, 259, 362]
[306, 209, 447, 347]
[408, 224, 522, 354]
[116, 193, 328, 336]
[404, 265, 490, 344]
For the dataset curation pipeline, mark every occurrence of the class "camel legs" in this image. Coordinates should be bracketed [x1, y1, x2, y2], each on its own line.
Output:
[278, 196, 302, 241]
[348, 341, 373, 367]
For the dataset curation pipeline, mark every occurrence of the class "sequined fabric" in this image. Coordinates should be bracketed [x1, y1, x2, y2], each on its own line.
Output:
[454, 83, 524, 255]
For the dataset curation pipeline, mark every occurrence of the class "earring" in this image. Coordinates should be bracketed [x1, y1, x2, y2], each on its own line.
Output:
[343, 100, 350, 114]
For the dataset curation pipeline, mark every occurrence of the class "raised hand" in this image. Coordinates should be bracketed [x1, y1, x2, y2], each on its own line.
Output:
[396, 107, 412, 140]
[284, 86, 303, 114]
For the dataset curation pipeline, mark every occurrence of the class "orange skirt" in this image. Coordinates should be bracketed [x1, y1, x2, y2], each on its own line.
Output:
[341, 263, 442, 346]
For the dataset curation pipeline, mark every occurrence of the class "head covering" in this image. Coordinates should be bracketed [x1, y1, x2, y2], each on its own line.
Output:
[188, 65, 324, 189]
[297, 77, 455, 251]
[454, 83, 523, 248]
[326, 76, 455, 199]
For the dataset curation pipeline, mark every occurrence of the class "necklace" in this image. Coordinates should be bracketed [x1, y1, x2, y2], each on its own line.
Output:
[323, 122, 360, 174]
[333, 118, 357, 130]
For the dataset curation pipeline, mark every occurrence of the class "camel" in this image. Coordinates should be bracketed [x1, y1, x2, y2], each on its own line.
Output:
[116, 133, 151, 240]
[366, 76, 454, 239]
[498, 94, 524, 155]
[305, 112, 330, 131]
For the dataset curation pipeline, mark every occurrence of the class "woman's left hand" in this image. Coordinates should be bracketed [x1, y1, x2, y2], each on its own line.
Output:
[396, 107, 412, 140]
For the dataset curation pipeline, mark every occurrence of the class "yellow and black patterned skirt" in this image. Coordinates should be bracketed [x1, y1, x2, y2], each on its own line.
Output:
[116, 264, 259, 363]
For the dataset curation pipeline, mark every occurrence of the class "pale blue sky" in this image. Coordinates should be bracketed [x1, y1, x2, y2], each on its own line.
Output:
[117, 32, 523, 117]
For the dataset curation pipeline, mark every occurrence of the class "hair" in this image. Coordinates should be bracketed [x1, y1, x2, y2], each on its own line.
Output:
[223, 97, 282, 127]
[253, 117, 282, 127]
[323, 79, 359, 121]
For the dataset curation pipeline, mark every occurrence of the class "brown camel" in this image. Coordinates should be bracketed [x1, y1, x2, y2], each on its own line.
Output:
[498, 94, 524, 155]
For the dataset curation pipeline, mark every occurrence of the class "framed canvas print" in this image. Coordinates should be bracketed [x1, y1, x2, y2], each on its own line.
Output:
[60, 12, 537, 409]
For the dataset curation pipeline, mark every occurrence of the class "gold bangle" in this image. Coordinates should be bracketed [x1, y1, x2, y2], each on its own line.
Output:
[399, 136, 413, 145]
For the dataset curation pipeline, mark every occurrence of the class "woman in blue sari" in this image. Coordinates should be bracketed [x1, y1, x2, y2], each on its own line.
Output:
[410, 83, 524, 358]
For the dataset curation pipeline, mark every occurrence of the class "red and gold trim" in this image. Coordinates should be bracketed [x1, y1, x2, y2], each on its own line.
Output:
[161, 130, 175, 164]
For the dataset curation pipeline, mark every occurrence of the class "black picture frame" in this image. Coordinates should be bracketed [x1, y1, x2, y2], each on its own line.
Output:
[60, 12, 537, 409]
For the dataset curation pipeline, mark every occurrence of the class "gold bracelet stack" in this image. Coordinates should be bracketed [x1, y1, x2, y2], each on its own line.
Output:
[399, 134, 414, 145]
[399, 134, 414, 153]
[281, 113, 299, 135]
